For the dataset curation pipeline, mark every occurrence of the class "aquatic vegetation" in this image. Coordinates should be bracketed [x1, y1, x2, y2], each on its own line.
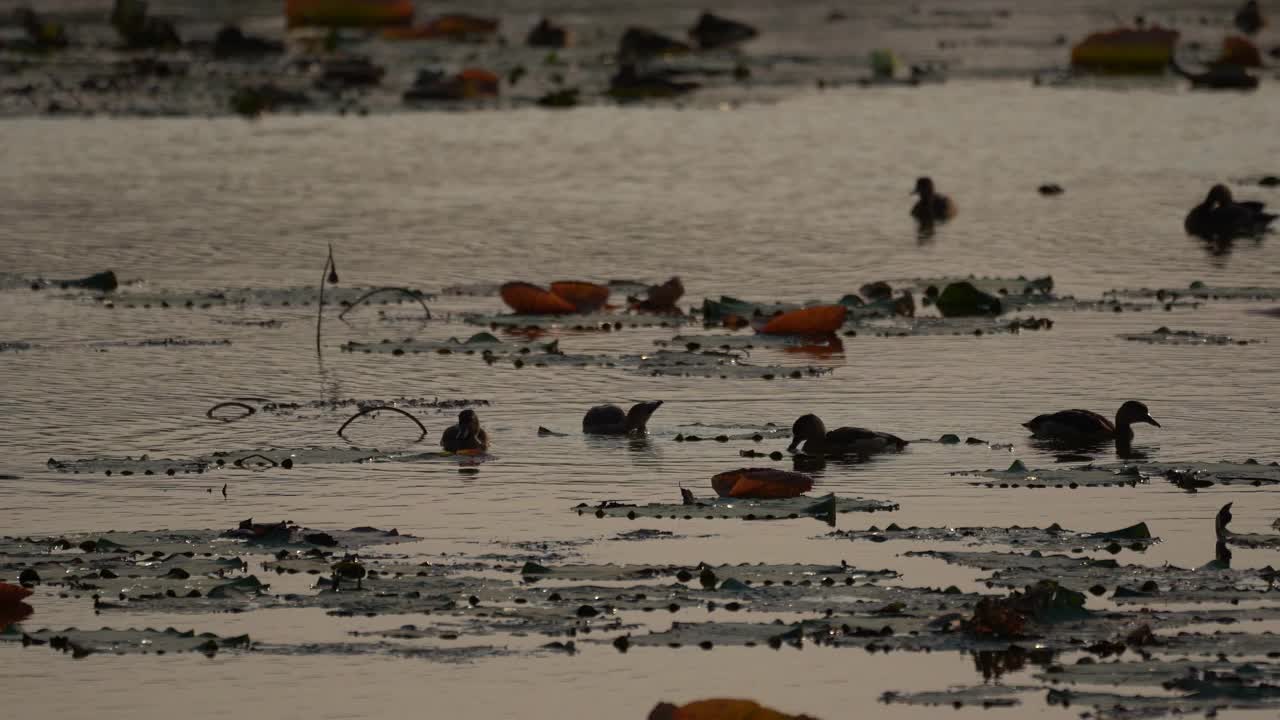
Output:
[1070, 27, 1179, 75]
[953, 460, 1148, 488]
[711, 469, 814, 499]
[1107, 282, 1280, 302]
[829, 521, 1157, 552]
[758, 305, 847, 335]
[1120, 327, 1260, 345]
[90, 286, 433, 310]
[10, 627, 250, 658]
[575, 493, 897, 522]
[45, 446, 479, 476]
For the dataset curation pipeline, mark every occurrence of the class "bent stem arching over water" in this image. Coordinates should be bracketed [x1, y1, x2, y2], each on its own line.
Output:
[315, 244, 338, 356]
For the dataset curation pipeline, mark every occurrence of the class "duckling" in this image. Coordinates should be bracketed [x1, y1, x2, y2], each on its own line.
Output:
[1023, 400, 1160, 450]
[582, 400, 663, 435]
[786, 414, 908, 456]
[910, 177, 957, 224]
[441, 409, 489, 453]
[1185, 184, 1276, 240]
[330, 555, 366, 591]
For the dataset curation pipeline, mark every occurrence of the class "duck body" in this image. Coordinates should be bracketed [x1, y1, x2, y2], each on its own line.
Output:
[1024, 401, 1159, 449]
[688, 12, 757, 50]
[910, 177, 956, 224]
[1185, 184, 1276, 240]
[441, 409, 489, 452]
[787, 414, 907, 456]
[583, 400, 664, 435]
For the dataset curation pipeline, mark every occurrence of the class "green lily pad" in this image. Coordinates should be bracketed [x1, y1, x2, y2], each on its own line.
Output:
[1120, 327, 1260, 345]
[829, 522, 1157, 552]
[880, 685, 1029, 708]
[575, 494, 898, 522]
[9, 627, 251, 657]
[954, 461, 1149, 488]
[89, 286, 433, 310]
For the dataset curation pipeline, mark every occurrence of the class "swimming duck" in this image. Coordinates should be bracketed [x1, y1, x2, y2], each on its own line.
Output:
[582, 400, 663, 435]
[1023, 401, 1160, 449]
[441, 409, 489, 452]
[786, 414, 908, 456]
[1235, 0, 1264, 35]
[910, 177, 956, 225]
[1184, 184, 1276, 240]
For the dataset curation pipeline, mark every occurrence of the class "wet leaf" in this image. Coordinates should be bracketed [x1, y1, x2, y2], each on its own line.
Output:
[46, 446, 482, 476]
[90, 286, 433, 310]
[647, 698, 821, 720]
[463, 311, 693, 331]
[880, 685, 1029, 708]
[954, 461, 1148, 488]
[1107, 284, 1280, 302]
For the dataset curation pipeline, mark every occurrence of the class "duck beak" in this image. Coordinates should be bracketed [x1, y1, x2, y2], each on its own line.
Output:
[786, 438, 801, 452]
[1144, 415, 1161, 428]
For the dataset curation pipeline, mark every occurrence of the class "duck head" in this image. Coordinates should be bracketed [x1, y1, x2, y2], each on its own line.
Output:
[911, 177, 935, 197]
[625, 400, 664, 432]
[1206, 184, 1234, 206]
[454, 409, 481, 444]
[787, 413, 827, 452]
[1116, 400, 1160, 428]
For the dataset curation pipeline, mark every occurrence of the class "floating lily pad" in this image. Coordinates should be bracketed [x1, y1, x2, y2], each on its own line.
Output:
[45, 445, 484, 476]
[662, 334, 845, 352]
[254, 397, 488, 415]
[341, 334, 542, 356]
[1120, 327, 1260, 345]
[575, 494, 897, 522]
[954, 460, 1148, 488]
[1107, 284, 1280, 302]
[90, 286, 433, 310]
[0, 341, 34, 352]
[518, 562, 895, 585]
[1046, 683, 1280, 719]
[829, 522, 1157, 552]
[463, 311, 692, 331]
[908, 549, 1280, 604]
[880, 685, 1028, 708]
[9, 627, 250, 657]
[903, 274, 1055, 297]
[1036, 659, 1280, 687]
[849, 315, 1054, 337]
[1137, 460, 1280, 488]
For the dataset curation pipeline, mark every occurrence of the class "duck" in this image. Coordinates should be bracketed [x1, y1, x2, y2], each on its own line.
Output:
[786, 414, 908, 456]
[910, 177, 957, 225]
[1235, 0, 1264, 35]
[582, 400, 663, 435]
[1184, 184, 1276, 240]
[1023, 401, 1160, 450]
[441, 409, 489, 452]
[527, 18, 570, 48]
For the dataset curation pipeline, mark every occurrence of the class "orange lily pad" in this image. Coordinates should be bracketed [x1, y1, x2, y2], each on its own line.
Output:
[550, 281, 610, 312]
[500, 282, 577, 315]
[287, 0, 414, 28]
[649, 699, 821, 720]
[0, 582, 32, 606]
[711, 468, 814, 499]
[758, 305, 847, 336]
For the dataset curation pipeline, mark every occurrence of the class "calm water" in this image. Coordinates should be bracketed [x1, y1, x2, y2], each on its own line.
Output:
[3, 11, 1280, 718]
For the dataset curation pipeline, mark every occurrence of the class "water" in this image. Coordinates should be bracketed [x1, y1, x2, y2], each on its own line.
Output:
[4, 3, 1280, 718]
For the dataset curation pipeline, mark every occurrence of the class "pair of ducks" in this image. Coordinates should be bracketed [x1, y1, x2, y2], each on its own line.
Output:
[1185, 184, 1276, 242]
[789, 401, 1159, 457]
[439, 400, 667, 452]
[447, 399, 1159, 455]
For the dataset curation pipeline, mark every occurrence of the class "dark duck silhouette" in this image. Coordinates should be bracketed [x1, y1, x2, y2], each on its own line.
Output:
[1235, 0, 1264, 35]
[1169, 57, 1258, 90]
[786, 414, 908, 457]
[910, 177, 957, 225]
[1185, 184, 1276, 240]
[1023, 401, 1160, 452]
[441, 409, 489, 452]
[582, 400, 663, 435]
[688, 12, 758, 50]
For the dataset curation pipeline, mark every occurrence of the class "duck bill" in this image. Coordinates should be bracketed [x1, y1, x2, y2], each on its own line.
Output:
[786, 439, 801, 452]
[1144, 415, 1161, 428]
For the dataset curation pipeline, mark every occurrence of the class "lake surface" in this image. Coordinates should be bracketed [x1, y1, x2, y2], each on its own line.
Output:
[3, 2, 1280, 718]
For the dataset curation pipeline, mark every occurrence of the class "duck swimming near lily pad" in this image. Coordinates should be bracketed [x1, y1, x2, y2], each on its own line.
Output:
[583, 400, 663, 435]
[1023, 401, 1160, 450]
[787, 414, 908, 456]
[442, 409, 489, 452]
